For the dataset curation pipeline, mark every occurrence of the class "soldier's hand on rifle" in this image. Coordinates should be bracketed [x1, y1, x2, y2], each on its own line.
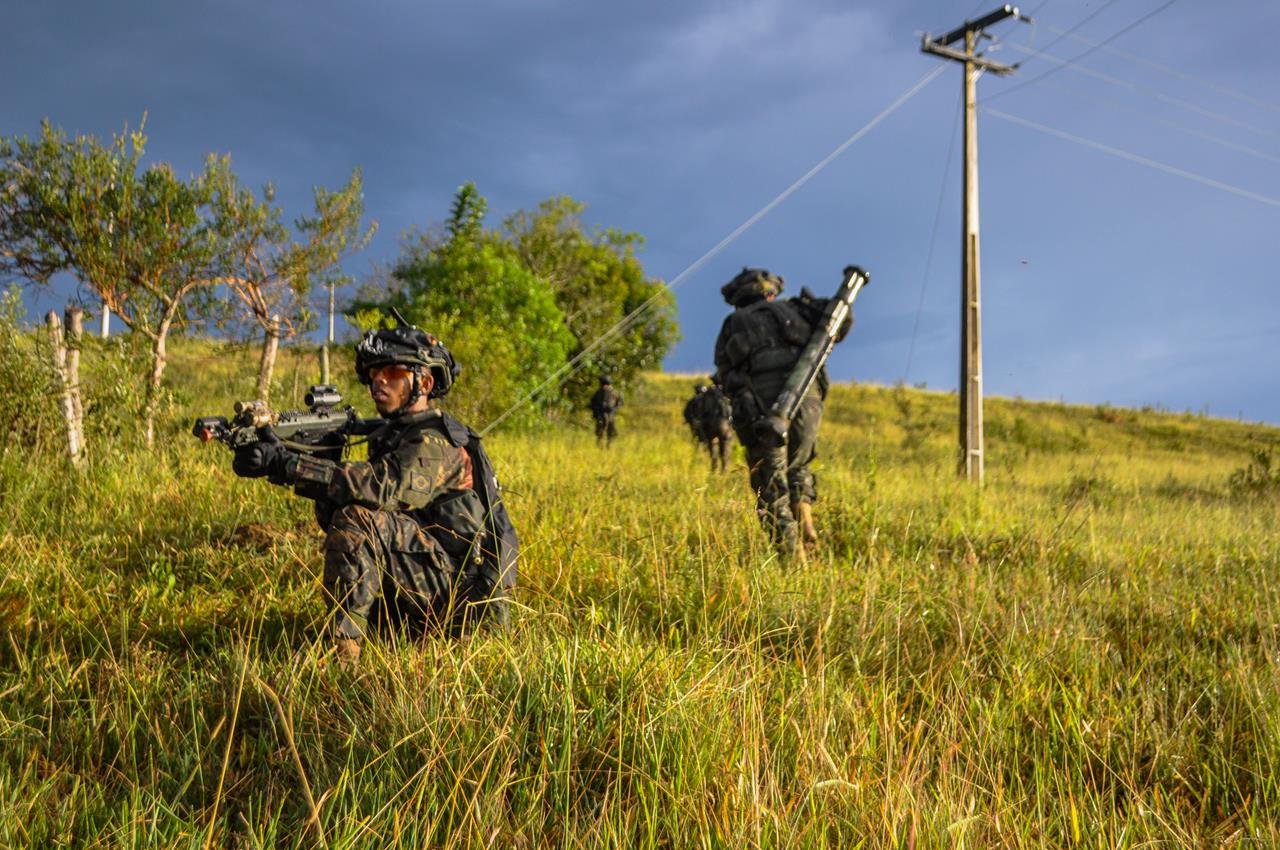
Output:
[232, 428, 297, 484]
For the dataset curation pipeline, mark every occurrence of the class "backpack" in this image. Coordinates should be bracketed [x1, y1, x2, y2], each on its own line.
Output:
[437, 413, 519, 627]
[700, 388, 732, 429]
[717, 299, 813, 403]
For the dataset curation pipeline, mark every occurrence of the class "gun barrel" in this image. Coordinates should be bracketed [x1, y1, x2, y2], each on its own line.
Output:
[192, 416, 230, 443]
[304, 385, 342, 409]
[754, 265, 869, 447]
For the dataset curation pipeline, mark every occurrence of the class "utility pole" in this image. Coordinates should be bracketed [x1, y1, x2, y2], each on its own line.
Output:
[921, 5, 1030, 483]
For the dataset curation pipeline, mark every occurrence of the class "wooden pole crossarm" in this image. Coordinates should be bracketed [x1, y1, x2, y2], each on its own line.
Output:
[930, 5, 1025, 47]
[920, 40, 1019, 75]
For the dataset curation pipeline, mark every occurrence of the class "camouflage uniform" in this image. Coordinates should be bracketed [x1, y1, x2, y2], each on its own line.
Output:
[232, 321, 516, 646]
[302, 409, 512, 639]
[589, 384, 623, 446]
[714, 269, 848, 555]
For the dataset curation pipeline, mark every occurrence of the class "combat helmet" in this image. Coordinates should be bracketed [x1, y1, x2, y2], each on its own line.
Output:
[355, 308, 460, 402]
[721, 267, 784, 307]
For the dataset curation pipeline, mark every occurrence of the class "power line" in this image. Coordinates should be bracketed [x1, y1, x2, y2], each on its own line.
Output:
[1032, 78, 1280, 168]
[1020, 0, 1122, 62]
[1002, 42, 1280, 143]
[478, 64, 948, 436]
[985, 107, 1280, 209]
[903, 90, 962, 383]
[1040, 22, 1280, 116]
[985, 0, 1183, 103]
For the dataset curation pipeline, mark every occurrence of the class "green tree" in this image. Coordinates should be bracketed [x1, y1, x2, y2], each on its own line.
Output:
[0, 121, 222, 446]
[351, 183, 574, 426]
[504, 196, 679, 408]
[0, 120, 374, 443]
[354, 185, 679, 429]
[210, 166, 375, 400]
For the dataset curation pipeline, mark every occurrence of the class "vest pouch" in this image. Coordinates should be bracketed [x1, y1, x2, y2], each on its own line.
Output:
[386, 517, 454, 609]
[724, 330, 755, 369]
[775, 304, 813, 346]
[422, 489, 487, 568]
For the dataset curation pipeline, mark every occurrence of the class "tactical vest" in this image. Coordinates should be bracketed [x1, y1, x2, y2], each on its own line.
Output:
[718, 298, 814, 406]
[360, 413, 518, 616]
[591, 388, 621, 417]
[435, 413, 519, 613]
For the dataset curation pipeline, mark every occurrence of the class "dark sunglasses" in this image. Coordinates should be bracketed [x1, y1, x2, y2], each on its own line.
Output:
[367, 364, 414, 383]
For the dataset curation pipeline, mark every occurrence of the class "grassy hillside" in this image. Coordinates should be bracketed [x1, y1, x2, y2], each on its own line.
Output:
[1, 339, 1279, 848]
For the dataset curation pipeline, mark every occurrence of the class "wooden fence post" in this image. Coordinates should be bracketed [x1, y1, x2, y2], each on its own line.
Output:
[46, 311, 83, 468]
[65, 306, 87, 458]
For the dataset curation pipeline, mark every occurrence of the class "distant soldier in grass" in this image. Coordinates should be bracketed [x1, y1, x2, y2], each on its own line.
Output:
[230, 321, 517, 662]
[684, 378, 733, 472]
[589, 375, 623, 447]
[714, 268, 851, 557]
[682, 382, 708, 442]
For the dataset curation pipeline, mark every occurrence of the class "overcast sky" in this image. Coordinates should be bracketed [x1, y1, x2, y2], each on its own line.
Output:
[6, 0, 1279, 423]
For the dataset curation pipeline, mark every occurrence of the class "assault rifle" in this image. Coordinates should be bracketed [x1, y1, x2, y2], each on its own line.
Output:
[753, 265, 870, 447]
[192, 384, 384, 457]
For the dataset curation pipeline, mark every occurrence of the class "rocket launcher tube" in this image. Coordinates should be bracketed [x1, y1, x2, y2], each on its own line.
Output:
[753, 265, 870, 448]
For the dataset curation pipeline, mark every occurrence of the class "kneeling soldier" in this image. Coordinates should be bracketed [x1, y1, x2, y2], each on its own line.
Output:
[230, 320, 518, 662]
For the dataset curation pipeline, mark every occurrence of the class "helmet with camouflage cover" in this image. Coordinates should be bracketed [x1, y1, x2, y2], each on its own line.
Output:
[355, 308, 460, 400]
[721, 267, 784, 307]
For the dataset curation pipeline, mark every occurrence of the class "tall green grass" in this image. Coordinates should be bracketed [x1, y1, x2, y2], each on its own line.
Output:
[1, 341, 1278, 848]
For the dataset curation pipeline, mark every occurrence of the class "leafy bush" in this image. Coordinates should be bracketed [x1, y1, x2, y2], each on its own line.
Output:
[352, 183, 678, 431]
[1228, 448, 1280, 498]
[0, 289, 60, 455]
[0, 289, 176, 461]
[81, 334, 173, 451]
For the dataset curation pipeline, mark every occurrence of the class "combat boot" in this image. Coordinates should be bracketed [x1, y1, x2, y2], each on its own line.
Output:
[335, 637, 361, 666]
[793, 501, 818, 550]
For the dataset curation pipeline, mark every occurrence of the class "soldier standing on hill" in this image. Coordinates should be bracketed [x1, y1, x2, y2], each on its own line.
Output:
[714, 268, 851, 558]
[589, 375, 623, 447]
[229, 318, 518, 662]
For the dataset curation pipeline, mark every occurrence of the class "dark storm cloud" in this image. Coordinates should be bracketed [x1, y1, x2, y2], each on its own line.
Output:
[5, 1, 1279, 422]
